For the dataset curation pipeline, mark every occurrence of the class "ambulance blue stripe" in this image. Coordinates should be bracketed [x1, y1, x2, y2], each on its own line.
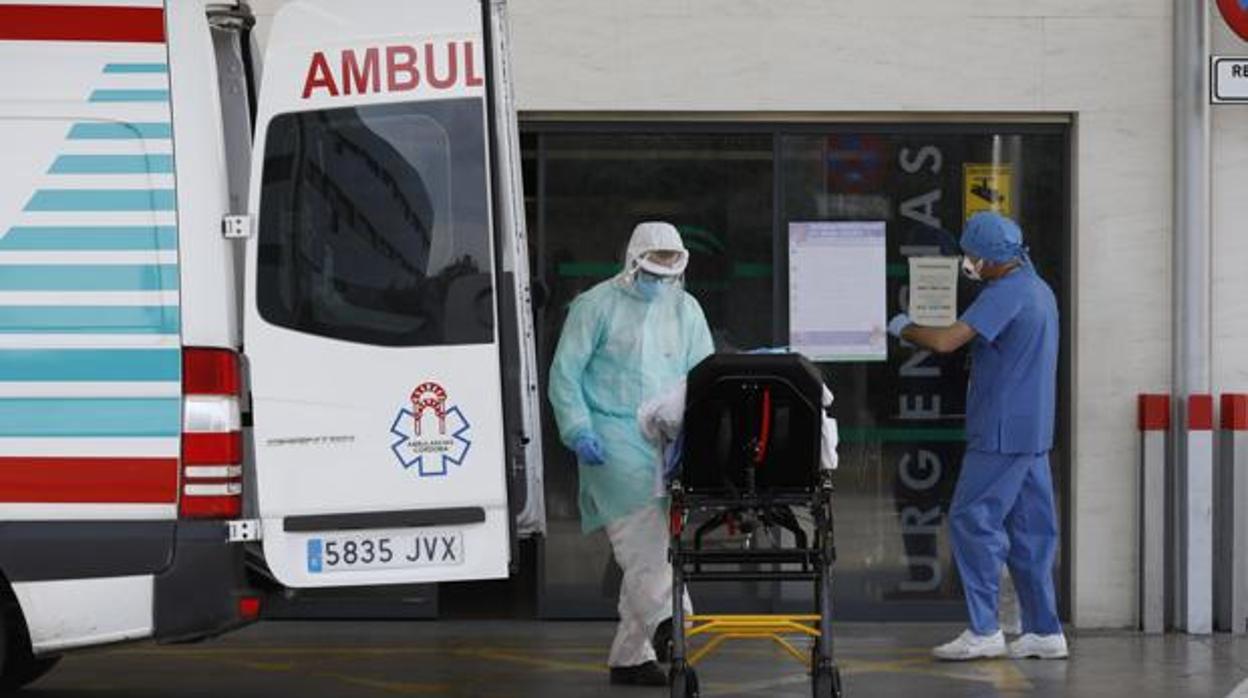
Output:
[25, 190, 176, 212]
[67, 123, 172, 140]
[0, 306, 179, 334]
[0, 349, 180, 381]
[88, 90, 170, 103]
[49, 154, 174, 174]
[0, 398, 181, 437]
[0, 227, 177, 251]
[103, 63, 168, 74]
[0, 265, 178, 291]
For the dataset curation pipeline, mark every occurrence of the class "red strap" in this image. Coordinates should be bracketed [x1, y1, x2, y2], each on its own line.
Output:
[669, 506, 684, 537]
[754, 387, 772, 466]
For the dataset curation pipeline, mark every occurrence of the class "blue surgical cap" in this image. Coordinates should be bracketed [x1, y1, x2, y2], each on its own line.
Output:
[960, 212, 1026, 264]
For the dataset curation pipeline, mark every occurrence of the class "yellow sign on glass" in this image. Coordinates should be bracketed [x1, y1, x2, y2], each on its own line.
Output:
[963, 164, 1013, 223]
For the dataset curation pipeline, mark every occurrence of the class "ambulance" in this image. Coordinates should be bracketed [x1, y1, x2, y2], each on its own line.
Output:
[0, 0, 544, 689]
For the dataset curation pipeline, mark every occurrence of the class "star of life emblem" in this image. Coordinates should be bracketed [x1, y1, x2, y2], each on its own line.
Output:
[389, 382, 472, 477]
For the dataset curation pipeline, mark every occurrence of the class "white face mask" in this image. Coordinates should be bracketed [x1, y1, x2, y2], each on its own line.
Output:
[961, 256, 984, 282]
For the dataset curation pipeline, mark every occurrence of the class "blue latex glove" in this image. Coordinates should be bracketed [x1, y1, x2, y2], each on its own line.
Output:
[573, 433, 606, 466]
[888, 313, 913, 339]
[663, 432, 686, 482]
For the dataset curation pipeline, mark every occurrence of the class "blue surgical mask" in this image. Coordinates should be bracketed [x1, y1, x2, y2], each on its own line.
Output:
[635, 272, 672, 301]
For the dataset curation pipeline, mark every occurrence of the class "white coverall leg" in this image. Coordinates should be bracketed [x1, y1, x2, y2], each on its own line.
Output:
[603, 505, 692, 667]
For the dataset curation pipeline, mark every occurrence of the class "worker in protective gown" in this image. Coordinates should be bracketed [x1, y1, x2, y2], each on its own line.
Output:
[888, 212, 1067, 661]
[548, 222, 714, 686]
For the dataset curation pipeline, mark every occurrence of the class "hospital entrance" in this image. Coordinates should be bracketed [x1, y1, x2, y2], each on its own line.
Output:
[523, 121, 1072, 623]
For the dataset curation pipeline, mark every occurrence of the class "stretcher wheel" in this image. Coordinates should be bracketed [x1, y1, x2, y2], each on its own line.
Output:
[669, 666, 700, 698]
[811, 664, 841, 698]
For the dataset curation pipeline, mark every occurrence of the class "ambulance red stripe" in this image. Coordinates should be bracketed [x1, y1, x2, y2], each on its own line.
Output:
[0, 457, 177, 503]
[0, 5, 165, 43]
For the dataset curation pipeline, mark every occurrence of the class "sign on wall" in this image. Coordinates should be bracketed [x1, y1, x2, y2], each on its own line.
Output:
[1212, 57, 1248, 104]
[962, 163, 1013, 224]
[788, 221, 887, 362]
[1217, 0, 1248, 42]
[907, 256, 959, 328]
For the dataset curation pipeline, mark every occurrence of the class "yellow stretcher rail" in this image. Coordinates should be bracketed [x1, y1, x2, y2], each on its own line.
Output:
[684, 615, 822, 668]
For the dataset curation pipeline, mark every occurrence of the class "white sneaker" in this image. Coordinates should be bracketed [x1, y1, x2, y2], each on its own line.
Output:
[931, 629, 1007, 661]
[1009, 633, 1069, 659]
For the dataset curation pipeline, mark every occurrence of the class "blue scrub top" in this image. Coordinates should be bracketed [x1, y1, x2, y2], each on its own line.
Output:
[959, 266, 1059, 455]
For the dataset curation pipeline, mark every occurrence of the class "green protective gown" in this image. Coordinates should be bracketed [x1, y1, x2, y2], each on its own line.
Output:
[548, 279, 714, 533]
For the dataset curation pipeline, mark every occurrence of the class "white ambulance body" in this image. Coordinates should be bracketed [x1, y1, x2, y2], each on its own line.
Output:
[0, 0, 543, 689]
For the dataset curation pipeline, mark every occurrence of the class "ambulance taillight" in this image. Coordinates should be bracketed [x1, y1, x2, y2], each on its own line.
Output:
[180, 348, 243, 519]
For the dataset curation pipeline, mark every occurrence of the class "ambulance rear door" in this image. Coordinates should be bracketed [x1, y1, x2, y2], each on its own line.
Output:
[243, 0, 509, 587]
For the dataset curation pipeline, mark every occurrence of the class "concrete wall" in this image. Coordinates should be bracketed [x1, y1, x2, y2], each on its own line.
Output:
[246, 0, 1180, 628]
[1213, 22, 1248, 398]
[512, 0, 1177, 631]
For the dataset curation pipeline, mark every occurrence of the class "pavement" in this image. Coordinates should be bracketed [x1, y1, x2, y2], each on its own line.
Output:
[25, 621, 1248, 697]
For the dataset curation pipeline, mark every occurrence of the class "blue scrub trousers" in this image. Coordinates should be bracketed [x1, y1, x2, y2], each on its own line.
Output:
[950, 450, 1062, 636]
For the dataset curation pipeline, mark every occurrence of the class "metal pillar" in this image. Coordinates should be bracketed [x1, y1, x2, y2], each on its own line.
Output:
[1172, 0, 1213, 635]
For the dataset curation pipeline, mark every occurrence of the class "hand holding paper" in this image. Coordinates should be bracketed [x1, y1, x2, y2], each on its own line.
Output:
[908, 256, 960, 327]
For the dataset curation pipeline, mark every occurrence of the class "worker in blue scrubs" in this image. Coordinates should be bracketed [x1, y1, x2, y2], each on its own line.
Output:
[888, 212, 1067, 661]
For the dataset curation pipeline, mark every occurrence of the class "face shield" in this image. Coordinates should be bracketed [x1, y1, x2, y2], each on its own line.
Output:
[638, 249, 688, 277]
[620, 222, 690, 293]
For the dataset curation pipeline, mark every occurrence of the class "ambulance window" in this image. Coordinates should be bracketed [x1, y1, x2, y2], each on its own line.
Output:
[257, 98, 494, 347]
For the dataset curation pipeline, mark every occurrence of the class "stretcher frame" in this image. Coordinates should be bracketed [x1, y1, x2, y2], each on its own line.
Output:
[667, 478, 842, 698]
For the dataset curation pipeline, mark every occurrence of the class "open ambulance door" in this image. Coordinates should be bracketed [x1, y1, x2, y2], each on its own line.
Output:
[243, 0, 531, 587]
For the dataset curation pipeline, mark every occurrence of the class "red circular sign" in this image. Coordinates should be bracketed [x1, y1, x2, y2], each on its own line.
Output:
[1218, 0, 1248, 42]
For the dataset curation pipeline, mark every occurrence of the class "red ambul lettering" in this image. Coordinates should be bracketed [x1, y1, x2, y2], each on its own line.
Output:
[342, 48, 380, 94]
[386, 46, 419, 91]
[302, 41, 484, 99]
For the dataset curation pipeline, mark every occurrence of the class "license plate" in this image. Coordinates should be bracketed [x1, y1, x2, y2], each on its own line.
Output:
[305, 530, 464, 574]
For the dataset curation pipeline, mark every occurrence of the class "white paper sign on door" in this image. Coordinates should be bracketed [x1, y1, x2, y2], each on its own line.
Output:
[788, 221, 887, 362]
[908, 256, 959, 327]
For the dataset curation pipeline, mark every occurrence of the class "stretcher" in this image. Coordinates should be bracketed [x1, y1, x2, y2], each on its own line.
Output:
[665, 353, 842, 698]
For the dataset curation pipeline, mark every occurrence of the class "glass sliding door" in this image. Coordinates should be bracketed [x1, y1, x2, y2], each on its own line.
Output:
[778, 128, 1069, 619]
[523, 122, 1070, 622]
[528, 130, 776, 616]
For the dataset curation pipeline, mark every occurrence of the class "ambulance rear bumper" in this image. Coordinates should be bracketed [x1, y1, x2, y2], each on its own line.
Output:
[152, 520, 254, 643]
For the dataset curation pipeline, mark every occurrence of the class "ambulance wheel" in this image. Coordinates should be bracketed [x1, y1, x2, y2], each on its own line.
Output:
[811, 664, 842, 698]
[669, 666, 700, 698]
[0, 599, 60, 692]
[0, 656, 60, 693]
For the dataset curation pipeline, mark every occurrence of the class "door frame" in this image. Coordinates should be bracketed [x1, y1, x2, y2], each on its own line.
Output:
[521, 115, 1074, 622]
